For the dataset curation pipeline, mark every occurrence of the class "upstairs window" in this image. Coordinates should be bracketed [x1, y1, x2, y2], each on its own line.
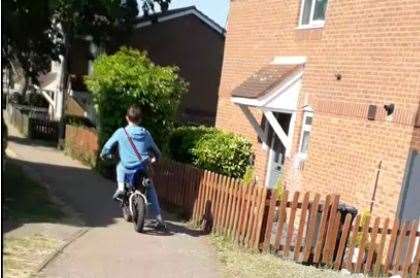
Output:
[299, 0, 328, 28]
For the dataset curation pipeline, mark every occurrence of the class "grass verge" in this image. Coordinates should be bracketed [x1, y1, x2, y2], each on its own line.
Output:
[3, 161, 67, 277]
[3, 234, 64, 278]
[210, 235, 363, 278]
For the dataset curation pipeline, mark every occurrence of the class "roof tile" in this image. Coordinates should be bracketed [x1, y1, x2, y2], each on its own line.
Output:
[231, 64, 301, 99]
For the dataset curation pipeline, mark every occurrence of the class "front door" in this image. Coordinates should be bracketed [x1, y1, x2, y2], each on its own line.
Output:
[266, 112, 291, 188]
[267, 135, 286, 188]
[399, 151, 420, 221]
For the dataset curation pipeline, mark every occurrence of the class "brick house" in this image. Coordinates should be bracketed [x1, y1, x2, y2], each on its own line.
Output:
[66, 6, 225, 125]
[216, 0, 420, 220]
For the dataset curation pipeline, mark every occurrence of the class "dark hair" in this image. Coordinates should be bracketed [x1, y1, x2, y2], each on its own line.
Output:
[126, 105, 142, 123]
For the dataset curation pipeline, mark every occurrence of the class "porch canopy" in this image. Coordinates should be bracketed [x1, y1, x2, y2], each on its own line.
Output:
[230, 60, 304, 156]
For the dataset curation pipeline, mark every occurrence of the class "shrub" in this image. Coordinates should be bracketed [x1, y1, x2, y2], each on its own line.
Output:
[168, 126, 217, 163]
[274, 176, 286, 200]
[193, 130, 253, 178]
[169, 126, 253, 178]
[85, 47, 188, 147]
[354, 208, 372, 248]
[64, 115, 95, 128]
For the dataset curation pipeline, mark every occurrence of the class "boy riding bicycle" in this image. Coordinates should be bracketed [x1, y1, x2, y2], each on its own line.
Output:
[100, 105, 166, 231]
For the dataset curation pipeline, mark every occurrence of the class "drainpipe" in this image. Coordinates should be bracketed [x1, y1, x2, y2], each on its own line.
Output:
[369, 160, 382, 213]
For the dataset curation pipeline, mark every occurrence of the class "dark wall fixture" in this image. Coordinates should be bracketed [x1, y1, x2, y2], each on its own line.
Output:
[384, 103, 395, 116]
[335, 73, 342, 81]
[367, 105, 377, 121]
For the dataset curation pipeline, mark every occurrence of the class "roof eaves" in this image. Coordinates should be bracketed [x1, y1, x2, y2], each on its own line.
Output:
[133, 6, 226, 36]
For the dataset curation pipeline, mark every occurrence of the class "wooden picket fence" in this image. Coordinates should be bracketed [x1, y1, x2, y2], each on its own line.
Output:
[153, 160, 420, 277]
[262, 191, 420, 277]
[153, 159, 266, 249]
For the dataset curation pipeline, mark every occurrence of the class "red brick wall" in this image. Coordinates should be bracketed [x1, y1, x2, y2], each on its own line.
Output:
[216, 0, 420, 218]
[128, 15, 225, 125]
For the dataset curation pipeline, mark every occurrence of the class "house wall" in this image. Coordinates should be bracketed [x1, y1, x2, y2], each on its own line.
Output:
[128, 14, 225, 125]
[216, 0, 420, 218]
[67, 15, 225, 125]
[412, 128, 420, 151]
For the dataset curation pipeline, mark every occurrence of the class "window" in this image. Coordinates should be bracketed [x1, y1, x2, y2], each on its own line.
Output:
[298, 110, 313, 158]
[299, 0, 328, 28]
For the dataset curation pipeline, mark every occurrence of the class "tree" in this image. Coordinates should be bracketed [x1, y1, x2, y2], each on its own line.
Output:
[85, 48, 187, 147]
[2, 0, 63, 92]
[142, 0, 170, 16]
[2, 0, 172, 92]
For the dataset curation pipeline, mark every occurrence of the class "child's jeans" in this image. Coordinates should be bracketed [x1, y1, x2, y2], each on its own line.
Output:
[116, 163, 163, 220]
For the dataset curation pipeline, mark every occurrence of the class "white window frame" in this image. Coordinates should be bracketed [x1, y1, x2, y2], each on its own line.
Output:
[298, 110, 314, 159]
[298, 0, 327, 29]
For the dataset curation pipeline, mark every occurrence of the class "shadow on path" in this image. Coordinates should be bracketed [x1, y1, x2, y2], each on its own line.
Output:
[8, 135, 57, 148]
[5, 155, 206, 238]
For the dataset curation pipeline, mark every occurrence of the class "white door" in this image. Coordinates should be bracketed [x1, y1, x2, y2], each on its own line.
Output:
[265, 112, 291, 188]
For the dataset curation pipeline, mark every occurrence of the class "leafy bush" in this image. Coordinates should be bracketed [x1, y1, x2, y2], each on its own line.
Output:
[354, 208, 371, 248]
[168, 126, 217, 163]
[169, 126, 253, 178]
[193, 130, 253, 178]
[274, 176, 285, 200]
[85, 47, 188, 147]
[64, 115, 95, 128]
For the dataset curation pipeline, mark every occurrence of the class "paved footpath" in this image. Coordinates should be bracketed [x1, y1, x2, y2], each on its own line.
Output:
[6, 124, 221, 278]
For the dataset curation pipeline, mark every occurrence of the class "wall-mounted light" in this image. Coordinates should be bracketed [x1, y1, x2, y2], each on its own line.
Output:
[335, 73, 342, 81]
[384, 104, 395, 116]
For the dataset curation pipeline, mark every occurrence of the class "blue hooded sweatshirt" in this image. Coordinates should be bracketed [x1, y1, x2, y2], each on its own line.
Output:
[100, 124, 161, 170]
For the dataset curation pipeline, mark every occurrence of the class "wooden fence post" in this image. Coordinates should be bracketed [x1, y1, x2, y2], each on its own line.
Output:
[322, 195, 340, 265]
[345, 214, 361, 271]
[252, 187, 268, 250]
[284, 191, 300, 258]
[355, 214, 371, 273]
[262, 190, 277, 253]
[372, 218, 390, 276]
[403, 220, 419, 276]
[392, 221, 409, 274]
[274, 190, 289, 253]
[334, 213, 353, 270]
[241, 184, 255, 246]
[231, 182, 242, 240]
[302, 193, 321, 262]
[294, 192, 310, 261]
[313, 195, 332, 264]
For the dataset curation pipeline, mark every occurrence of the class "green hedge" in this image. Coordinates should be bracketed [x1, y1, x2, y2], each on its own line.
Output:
[168, 126, 217, 163]
[169, 126, 253, 178]
[85, 47, 187, 148]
